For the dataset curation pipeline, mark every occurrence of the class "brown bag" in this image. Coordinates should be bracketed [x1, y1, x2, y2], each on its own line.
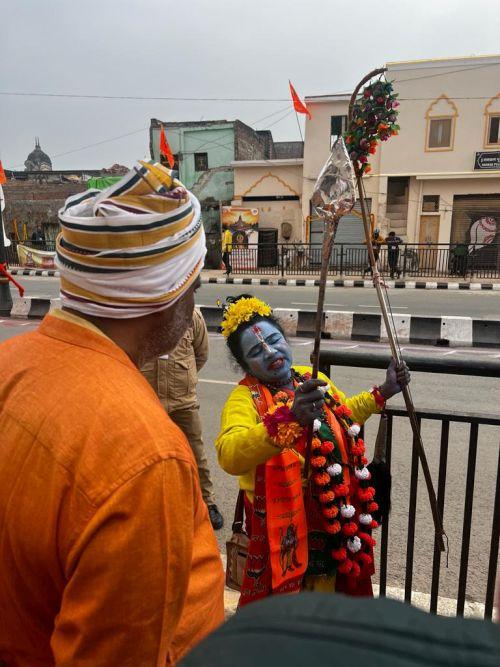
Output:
[225, 490, 249, 592]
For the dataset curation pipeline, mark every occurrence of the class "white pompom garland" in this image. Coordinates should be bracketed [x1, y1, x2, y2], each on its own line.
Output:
[359, 513, 373, 525]
[348, 423, 361, 437]
[327, 463, 343, 477]
[340, 504, 356, 519]
[355, 467, 371, 480]
[347, 536, 362, 553]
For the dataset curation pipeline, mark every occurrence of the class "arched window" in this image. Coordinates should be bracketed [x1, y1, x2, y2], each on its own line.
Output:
[425, 95, 458, 152]
[484, 93, 500, 148]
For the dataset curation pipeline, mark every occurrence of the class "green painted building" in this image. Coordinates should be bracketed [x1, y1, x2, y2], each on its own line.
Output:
[150, 118, 274, 266]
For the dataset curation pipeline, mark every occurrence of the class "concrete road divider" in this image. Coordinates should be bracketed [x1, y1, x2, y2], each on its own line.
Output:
[6, 299, 500, 347]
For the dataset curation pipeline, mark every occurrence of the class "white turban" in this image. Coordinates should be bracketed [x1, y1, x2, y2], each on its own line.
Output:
[56, 161, 206, 318]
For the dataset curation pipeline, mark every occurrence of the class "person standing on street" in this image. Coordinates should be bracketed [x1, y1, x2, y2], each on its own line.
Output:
[142, 307, 224, 530]
[363, 228, 385, 276]
[0, 162, 224, 666]
[222, 226, 233, 275]
[386, 231, 403, 279]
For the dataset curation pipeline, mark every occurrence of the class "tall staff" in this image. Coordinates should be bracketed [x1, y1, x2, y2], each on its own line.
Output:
[305, 68, 446, 553]
[347, 68, 445, 551]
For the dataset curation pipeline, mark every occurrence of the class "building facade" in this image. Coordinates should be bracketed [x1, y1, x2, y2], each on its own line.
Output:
[303, 55, 500, 253]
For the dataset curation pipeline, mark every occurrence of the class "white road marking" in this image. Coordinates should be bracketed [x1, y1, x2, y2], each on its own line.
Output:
[292, 302, 344, 307]
[199, 378, 237, 386]
[292, 340, 313, 346]
[336, 344, 360, 349]
[357, 304, 408, 309]
[442, 350, 457, 356]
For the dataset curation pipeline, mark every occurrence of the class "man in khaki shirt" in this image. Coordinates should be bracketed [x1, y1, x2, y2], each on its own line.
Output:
[142, 308, 223, 529]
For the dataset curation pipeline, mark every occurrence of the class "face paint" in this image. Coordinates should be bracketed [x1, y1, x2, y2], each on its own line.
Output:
[251, 324, 275, 355]
[239, 320, 293, 385]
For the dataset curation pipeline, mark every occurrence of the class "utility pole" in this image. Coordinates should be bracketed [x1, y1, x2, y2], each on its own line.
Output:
[0, 199, 13, 316]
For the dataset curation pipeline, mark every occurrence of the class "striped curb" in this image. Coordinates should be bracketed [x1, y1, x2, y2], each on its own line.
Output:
[9, 297, 61, 319]
[200, 306, 500, 348]
[8, 268, 60, 277]
[201, 275, 500, 290]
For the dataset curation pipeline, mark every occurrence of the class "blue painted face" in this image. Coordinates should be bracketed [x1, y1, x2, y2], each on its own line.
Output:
[239, 320, 293, 384]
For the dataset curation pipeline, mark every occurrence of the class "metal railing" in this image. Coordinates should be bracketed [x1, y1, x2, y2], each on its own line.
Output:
[319, 347, 499, 619]
[225, 243, 500, 279]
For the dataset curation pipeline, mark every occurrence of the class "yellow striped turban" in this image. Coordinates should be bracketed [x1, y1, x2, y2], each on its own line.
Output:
[56, 161, 206, 318]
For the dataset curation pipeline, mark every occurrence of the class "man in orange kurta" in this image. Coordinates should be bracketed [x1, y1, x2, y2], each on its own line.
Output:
[0, 162, 224, 665]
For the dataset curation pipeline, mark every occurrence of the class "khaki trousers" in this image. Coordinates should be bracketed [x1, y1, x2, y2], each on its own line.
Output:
[169, 406, 216, 506]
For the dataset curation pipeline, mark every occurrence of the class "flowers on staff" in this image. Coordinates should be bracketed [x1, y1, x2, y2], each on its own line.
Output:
[344, 77, 400, 175]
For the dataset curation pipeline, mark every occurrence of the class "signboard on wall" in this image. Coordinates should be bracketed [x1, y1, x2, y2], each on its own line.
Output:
[474, 151, 500, 171]
[221, 206, 259, 270]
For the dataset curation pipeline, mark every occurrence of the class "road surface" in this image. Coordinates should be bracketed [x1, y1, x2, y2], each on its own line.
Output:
[9, 276, 500, 318]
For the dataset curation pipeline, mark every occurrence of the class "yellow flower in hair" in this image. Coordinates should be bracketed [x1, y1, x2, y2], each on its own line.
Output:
[221, 297, 272, 339]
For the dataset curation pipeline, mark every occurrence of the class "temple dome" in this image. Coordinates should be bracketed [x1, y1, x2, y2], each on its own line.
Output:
[24, 138, 52, 171]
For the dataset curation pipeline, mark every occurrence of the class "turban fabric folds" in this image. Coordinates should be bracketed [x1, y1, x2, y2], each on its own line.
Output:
[56, 161, 206, 318]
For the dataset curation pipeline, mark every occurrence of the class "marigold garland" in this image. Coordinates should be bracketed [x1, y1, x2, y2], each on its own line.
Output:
[262, 369, 380, 581]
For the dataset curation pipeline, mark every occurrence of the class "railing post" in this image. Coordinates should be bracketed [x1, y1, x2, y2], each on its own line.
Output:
[402, 244, 408, 278]
[280, 245, 285, 278]
[340, 243, 344, 277]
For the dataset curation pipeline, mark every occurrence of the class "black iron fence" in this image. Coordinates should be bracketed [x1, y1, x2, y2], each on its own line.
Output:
[224, 243, 500, 279]
[319, 347, 499, 619]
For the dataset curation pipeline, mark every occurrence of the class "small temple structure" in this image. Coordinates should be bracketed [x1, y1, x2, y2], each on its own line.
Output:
[24, 138, 52, 172]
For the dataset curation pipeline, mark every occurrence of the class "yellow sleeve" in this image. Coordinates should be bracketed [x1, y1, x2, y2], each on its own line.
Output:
[215, 385, 279, 476]
[294, 365, 380, 425]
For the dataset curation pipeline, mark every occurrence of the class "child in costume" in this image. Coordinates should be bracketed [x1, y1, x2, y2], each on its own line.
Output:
[216, 295, 410, 606]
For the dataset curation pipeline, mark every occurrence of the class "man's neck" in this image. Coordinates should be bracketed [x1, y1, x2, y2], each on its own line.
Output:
[62, 307, 141, 365]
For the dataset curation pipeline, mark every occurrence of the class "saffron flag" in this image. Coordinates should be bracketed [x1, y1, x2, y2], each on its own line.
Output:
[159, 125, 175, 169]
[0, 160, 7, 186]
[289, 81, 311, 120]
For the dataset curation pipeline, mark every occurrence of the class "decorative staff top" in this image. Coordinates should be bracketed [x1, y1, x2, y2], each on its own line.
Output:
[311, 137, 356, 224]
[345, 76, 400, 175]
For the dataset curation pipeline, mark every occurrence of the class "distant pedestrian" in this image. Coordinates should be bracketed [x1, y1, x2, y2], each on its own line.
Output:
[363, 228, 385, 276]
[222, 227, 233, 275]
[451, 242, 467, 277]
[31, 223, 45, 247]
[386, 231, 403, 278]
[142, 307, 224, 530]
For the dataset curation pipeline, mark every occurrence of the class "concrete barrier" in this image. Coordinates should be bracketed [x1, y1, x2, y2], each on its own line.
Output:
[6, 300, 500, 348]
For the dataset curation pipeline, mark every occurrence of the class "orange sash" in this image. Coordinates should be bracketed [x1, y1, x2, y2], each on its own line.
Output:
[239, 377, 308, 595]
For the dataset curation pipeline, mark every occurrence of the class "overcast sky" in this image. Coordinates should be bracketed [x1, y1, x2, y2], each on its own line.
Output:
[1, 0, 499, 170]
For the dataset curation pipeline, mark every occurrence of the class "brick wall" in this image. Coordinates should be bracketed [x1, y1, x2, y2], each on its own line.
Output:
[2, 180, 86, 237]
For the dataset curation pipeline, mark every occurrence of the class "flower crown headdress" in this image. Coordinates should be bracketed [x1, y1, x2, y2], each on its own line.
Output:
[220, 297, 272, 339]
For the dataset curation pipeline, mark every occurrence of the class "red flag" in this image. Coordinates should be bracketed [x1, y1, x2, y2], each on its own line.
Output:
[159, 124, 175, 168]
[289, 81, 311, 120]
[0, 160, 7, 185]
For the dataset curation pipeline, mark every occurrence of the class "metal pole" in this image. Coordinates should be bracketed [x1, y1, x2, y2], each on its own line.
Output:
[0, 203, 13, 316]
[303, 218, 337, 479]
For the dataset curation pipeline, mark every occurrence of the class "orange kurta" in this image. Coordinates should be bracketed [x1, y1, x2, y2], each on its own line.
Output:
[0, 313, 224, 666]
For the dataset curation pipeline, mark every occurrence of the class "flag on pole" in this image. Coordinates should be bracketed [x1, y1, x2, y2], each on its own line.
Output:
[289, 81, 312, 120]
[159, 125, 175, 169]
[0, 160, 7, 186]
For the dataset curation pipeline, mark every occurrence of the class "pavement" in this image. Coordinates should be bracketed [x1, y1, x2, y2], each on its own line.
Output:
[8, 275, 500, 318]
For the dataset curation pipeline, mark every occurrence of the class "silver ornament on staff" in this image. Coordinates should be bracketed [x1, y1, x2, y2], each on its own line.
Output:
[303, 137, 356, 479]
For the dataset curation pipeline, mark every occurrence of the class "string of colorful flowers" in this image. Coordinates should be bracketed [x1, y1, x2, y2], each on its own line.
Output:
[262, 370, 381, 579]
[344, 76, 400, 176]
